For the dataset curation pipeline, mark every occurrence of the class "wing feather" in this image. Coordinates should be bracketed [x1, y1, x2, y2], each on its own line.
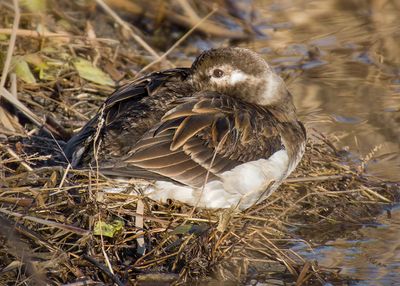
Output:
[64, 68, 191, 166]
[114, 92, 283, 188]
[171, 115, 215, 150]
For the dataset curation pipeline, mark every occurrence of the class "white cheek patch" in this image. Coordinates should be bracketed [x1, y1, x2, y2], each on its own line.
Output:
[209, 69, 285, 106]
[229, 70, 248, 84]
[209, 66, 249, 86]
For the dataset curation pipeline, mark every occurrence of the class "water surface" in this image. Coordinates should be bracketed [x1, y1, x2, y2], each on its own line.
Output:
[252, 0, 400, 181]
[295, 207, 400, 285]
[245, 0, 399, 284]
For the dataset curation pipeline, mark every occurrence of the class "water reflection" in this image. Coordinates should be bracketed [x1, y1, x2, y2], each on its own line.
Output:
[251, 0, 400, 181]
[298, 207, 400, 285]
[244, 0, 400, 284]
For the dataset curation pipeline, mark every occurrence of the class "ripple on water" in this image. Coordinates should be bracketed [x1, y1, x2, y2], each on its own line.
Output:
[295, 207, 400, 285]
[246, 0, 400, 284]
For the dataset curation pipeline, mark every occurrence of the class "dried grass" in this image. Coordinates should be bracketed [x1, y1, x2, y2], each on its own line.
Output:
[1, 133, 397, 285]
[0, 1, 399, 285]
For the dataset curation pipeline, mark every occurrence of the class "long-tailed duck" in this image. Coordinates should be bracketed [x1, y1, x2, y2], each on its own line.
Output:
[64, 47, 306, 210]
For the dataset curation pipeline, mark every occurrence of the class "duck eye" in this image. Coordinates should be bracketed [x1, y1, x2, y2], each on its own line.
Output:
[212, 69, 224, 78]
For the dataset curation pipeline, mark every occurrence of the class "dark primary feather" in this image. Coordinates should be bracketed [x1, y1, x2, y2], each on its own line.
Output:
[64, 68, 192, 166]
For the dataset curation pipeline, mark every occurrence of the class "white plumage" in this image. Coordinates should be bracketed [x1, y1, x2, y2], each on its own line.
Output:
[144, 149, 294, 210]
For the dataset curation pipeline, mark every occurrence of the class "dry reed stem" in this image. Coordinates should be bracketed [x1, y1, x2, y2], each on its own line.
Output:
[177, 0, 201, 22]
[0, 144, 395, 284]
[136, 199, 145, 255]
[1, 144, 32, 171]
[137, 7, 217, 76]
[106, 0, 248, 39]
[96, 0, 162, 61]
[0, 2, 397, 283]
[0, 0, 19, 88]
[284, 174, 344, 183]
[0, 208, 90, 236]
[361, 186, 392, 203]
[0, 87, 43, 127]
[0, 28, 75, 42]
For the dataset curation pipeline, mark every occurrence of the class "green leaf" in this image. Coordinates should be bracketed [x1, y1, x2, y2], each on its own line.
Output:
[170, 224, 194, 235]
[73, 57, 115, 86]
[12, 57, 36, 84]
[25, 54, 49, 70]
[170, 223, 209, 235]
[20, 0, 47, 13]
[93, 219, 124, 238]
[24, 54, 65, 81]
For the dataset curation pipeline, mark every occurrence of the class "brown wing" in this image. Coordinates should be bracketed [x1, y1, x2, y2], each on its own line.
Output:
[64, 68, 191, 166]
[102, 92, 284, 188]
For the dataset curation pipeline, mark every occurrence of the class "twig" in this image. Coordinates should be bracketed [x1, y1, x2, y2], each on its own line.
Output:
[165, 9, 247, 39]
[0, 197, 35, 207]
[60, 280, 100, 286]
[1, 144, 33, 171]
[0, 208, 90, 236]
[57, 163, 71, 190]
[86, 21, 101, 66]
[273, 188, 381, 222]
[0, 0, 20, 89]
[0, 28, 69, 42]
[171, 233, 194, 271]
[0, 86, 72, 163]
[0, 215, 48, 285]
[151, 211, 217, 223]
[11, 219, 65, 254]
[106, 0, 248, 39]
[96, 0, 161, 61]
[284, 174, 345, 183]
[0, 73, 24, 133]
[136, 199, 146, 255]
[296, 261, 312, 285]
[83, 255, 124, 286]
[361, 186, 391, 203]
[137, 7, 217, 75]
[177, 0, 200, 22]
[0, 87, 43, 126]
[10, 73, 17, 97]
[257, 232, 298, 276]
[0, 28, 119, 44]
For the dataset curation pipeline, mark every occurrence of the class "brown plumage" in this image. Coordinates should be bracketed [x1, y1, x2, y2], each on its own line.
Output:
[64, 47, 306, 209]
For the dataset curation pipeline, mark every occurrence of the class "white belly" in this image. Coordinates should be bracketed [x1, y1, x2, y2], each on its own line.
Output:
[144, 149, 294, 210]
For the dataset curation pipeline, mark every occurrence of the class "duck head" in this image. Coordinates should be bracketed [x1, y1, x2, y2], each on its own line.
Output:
[190, 47, 289, 107]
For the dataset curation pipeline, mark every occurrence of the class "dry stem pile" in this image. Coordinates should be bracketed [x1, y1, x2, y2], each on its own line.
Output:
[0, 1, 398, 285]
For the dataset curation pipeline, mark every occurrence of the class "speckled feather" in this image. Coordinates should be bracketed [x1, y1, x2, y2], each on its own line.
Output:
[64, 47, 306, 209]
[64, 68, 194, 167]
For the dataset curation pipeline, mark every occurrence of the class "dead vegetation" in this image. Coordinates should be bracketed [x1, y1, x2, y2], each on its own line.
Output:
[0, 0, 399, 285]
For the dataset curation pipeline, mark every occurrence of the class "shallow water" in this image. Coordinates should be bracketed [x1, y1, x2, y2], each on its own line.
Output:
[295, 207, 400, 285]
[244, 0, 399, 284]
[251, 0, 400, 182]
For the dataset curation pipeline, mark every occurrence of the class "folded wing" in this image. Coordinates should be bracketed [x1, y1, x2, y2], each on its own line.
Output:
[102, 92, 283, 188]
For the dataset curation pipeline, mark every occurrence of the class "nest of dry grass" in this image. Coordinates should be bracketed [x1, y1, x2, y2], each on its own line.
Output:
[1, 133, 398, 285]
[1, 1, 399, 285]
